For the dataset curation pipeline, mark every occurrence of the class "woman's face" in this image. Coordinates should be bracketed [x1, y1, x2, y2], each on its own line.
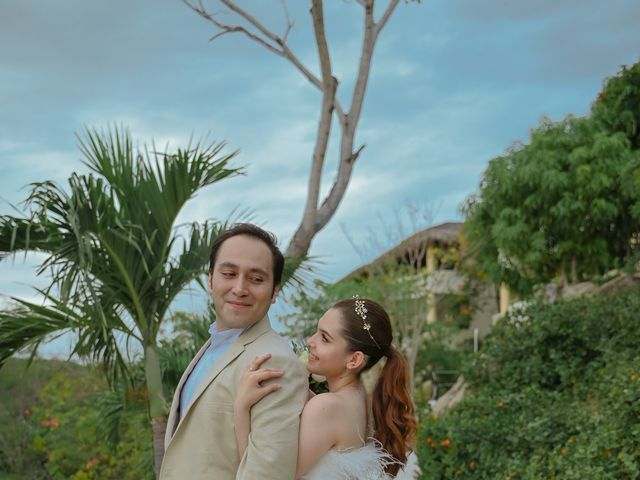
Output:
[306, 308, 353, 377]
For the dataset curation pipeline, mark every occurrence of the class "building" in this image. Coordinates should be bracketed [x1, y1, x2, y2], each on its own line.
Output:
[342, 222, 500, 344]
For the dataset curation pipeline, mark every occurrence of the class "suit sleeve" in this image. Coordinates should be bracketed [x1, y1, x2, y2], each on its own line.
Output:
[235, 353, 308, 480]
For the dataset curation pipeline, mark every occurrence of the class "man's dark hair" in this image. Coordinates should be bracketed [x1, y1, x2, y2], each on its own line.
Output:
[208, 223, 285, 292]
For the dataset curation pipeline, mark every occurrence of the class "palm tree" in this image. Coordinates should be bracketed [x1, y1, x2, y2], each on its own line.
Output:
[0, 127, 242, 476]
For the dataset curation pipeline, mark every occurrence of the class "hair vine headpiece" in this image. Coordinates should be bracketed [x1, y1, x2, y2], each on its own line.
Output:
[353, 295, 379, 348]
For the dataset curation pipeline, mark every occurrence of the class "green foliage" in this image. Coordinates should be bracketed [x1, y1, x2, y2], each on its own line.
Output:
[0, 126, 242, 421]
[417, 290, 640, 479]
[158, 310, 213, 398]
[0, 358, 153, 479]
[0, 358, 54, 478]
[593, 61, 640, 149]
[463, 61, 640, 294]
[280, 276, 381, 340]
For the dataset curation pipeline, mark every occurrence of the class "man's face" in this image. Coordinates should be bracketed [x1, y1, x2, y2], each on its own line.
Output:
[208, 234, 279, 331]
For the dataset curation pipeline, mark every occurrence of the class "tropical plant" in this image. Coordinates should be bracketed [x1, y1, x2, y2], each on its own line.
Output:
[0, 126, 242, 475]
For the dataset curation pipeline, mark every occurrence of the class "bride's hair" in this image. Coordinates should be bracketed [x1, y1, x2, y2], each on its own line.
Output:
[332, 298, 416, 477]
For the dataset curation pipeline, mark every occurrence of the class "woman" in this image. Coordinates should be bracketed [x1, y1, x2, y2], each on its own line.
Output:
[234, 296, 416, 479]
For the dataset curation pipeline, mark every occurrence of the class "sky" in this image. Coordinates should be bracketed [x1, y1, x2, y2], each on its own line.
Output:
[1, 0, 639, 355]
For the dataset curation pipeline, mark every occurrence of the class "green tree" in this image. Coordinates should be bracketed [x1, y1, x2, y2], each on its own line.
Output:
[463, 109, 639, 294]
[592, 61, 640, 221]
[592, 61, 640, 149]
[0, 127, 242, 476]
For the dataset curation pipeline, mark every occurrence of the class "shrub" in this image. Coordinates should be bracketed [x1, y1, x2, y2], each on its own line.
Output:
[417, 290, 640, 479]
[0, 359, 153, 480]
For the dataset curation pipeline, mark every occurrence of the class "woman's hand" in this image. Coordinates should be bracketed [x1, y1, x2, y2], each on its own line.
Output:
[235, 353, 284, 413]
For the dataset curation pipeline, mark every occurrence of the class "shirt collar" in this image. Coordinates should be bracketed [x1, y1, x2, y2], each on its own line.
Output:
[208, 321, 244, 350]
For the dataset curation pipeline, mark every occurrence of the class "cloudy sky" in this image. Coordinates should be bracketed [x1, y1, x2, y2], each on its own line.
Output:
[1, 0, 639, 351]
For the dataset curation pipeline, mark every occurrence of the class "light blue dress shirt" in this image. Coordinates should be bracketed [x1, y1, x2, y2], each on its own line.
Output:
[179, 322, 244, 417]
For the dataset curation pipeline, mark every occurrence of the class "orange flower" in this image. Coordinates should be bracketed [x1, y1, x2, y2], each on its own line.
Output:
[23, 408, 31, 417]
[560, 447, 569, 457]
[440, 438, 452, 447]
[40, 418, 59, 430]
[86, 458, 100, 469]
[425, 436, 434, 446]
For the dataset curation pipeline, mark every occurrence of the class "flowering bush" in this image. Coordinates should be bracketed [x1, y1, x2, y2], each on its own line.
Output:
[0, 359, 153, 479]
[417, 290, 640, 479]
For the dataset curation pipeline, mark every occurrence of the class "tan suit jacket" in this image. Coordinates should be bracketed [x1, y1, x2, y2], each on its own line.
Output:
[159, 316, 308, 480]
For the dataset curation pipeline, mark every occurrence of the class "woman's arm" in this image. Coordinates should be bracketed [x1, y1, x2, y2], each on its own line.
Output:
[233, 354, 284, 459]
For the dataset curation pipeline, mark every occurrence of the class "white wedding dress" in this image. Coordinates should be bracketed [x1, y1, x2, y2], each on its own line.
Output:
[302, 441, 398, 480]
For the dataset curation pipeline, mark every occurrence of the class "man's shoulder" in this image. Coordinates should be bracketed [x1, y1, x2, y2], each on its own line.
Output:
[251, 329, 294, 353]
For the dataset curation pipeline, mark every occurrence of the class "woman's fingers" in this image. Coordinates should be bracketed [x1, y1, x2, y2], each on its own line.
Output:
[248, 353, 273, 373]
[253, 382, 281, 402]
[253, 369, 284, 384]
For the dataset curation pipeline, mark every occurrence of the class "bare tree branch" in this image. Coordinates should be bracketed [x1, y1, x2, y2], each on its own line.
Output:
[184, 0, 284, 55]
[184, 0, 347, 124]
[296, 0, 338, 248]
[280, 0, 294, 43]
[375, 0, 401, 36]
[187, 0, 408, 258]
[219, 0, 281, 44]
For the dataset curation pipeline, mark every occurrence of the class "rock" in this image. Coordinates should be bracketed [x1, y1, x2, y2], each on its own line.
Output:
[430, 375, 467, 417]
[561, 281, 598, 299]
[597, 273, 640, 296]
[544, 283, 559, 303]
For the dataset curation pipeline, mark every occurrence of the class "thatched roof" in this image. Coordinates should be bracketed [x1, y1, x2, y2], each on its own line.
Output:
[341, 222, 463, 281]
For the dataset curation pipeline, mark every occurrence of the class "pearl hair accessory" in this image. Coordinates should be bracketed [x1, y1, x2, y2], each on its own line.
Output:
[353, 295, 379, 348]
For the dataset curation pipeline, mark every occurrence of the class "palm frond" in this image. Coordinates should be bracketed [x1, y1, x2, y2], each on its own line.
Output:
[0, 295, 79, 365]
[282, 254, 321, 290]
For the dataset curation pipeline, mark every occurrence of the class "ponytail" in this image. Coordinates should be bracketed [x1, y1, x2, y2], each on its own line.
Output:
[332, 297, 416, 476]
[372, 347, 416, 477]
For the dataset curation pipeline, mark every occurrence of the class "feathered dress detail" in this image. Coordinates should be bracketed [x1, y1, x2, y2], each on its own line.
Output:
[302, 441, 399, 480]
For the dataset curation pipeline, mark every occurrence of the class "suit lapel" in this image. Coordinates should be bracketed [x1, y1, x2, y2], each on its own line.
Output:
[176, 341, 245, 426]
[168, 316, 274, 442]
[165, 338, 211, 440]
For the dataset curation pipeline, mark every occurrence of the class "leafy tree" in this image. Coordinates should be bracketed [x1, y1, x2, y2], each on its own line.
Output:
[592, 61, 640, 221]
[0, 127, 242, 475]
[463, 92, 640, 294]
[592, 61, 640, 149]
[1, 358, 154, 480]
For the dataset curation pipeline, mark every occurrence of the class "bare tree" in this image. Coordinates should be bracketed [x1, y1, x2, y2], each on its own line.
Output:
[184, 0, 419, 258]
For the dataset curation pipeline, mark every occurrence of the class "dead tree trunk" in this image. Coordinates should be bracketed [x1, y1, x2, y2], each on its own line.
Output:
[184, 0, 413, 259]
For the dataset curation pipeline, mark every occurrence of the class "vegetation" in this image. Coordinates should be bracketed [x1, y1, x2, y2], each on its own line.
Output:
[463, 61, 640, 295]
[0, 310, 214, 479]
[0, 127, 242, 474]
[417, 290, 640, 479]
[0, 358, 152, 480]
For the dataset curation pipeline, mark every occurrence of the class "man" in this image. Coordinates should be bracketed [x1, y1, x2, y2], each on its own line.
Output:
[160, 224, 308, 479]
